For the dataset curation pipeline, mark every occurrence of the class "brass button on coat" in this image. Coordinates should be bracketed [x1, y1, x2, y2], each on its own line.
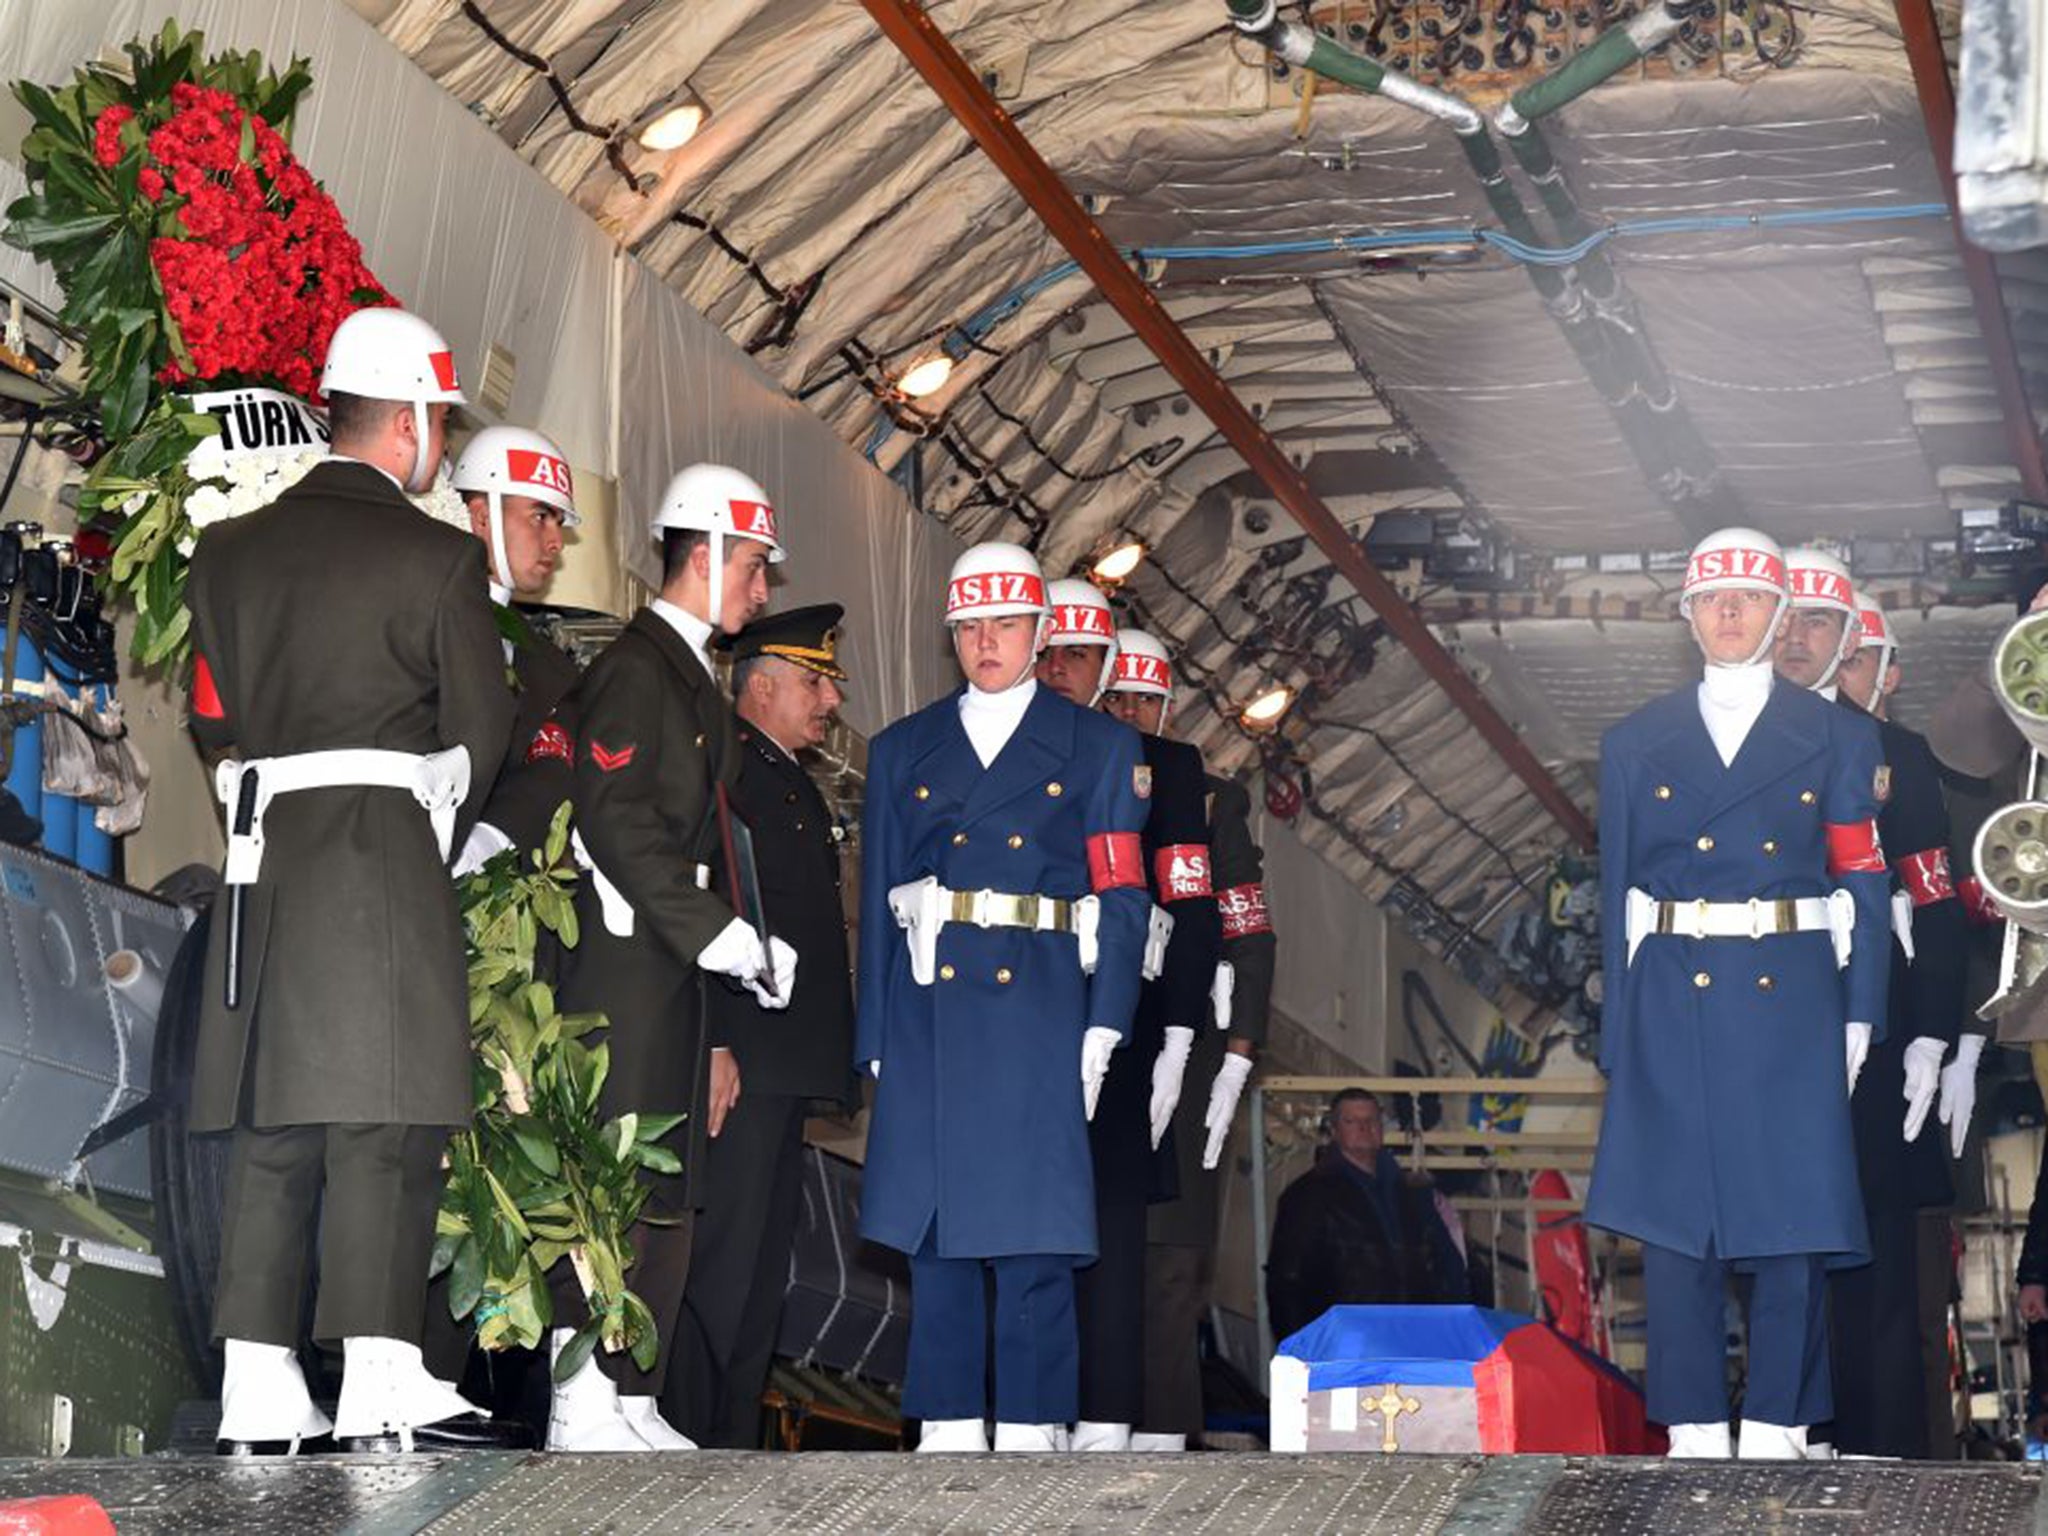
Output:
[915, 785, 930, 800]
[1693, 971, 1712, 989]
[1757, 975, 1775, 992]
[1763, 840, 1778, 855]
[1007, 834, 1025, 849]
[952, 832, 969, 846]
[1046, 781, 1064, 797]
[785, 790, 799, 805]
[1695, 835, 1715, 852]
[939, 964, 956, 981]
[995, 968, 1013, 984]
[1800, 790, 1816, 805]
[1654, 785, 1672, 800]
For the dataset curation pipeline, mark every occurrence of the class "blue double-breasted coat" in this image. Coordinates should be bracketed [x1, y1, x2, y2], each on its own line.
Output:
[856, 685, 1151, 1260]
[1586, 679, 1890, 1261]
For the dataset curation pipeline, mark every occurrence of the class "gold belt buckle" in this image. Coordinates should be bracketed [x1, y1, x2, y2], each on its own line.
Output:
[1655, 902, 1674, 936]
[1775, 898, 1796, 933]
[1014, 893, 1041, 929]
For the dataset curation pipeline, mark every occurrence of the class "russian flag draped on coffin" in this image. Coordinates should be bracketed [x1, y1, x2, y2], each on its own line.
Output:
[1270, 1305, 1659, 1455]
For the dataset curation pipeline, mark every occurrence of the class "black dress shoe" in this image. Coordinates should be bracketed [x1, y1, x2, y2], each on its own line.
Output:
[216, 1433, 335, 1457]
[338, 1412, 535, 1454]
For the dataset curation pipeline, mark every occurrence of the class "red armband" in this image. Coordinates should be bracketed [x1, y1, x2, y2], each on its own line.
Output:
[1087, 831, 1145, 893]
[192, 655, 225, 721]
[1154, 844, 1213, 901]
[526, 719, 573, 766]
[1218, 882, 1272, 939]
[1825, 819, 1886, 876]
[1895, 846, 1955, 908]
[1958, 875, 2003, 927]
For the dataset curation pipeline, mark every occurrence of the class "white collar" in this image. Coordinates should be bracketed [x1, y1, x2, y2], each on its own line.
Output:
[650, 596, 717, 673]
[960, 675, 1037, 719]
[488, 579, 513, 607]
[1700, 659, 1774, 709]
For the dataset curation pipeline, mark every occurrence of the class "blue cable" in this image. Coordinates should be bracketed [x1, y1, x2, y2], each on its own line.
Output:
[955, 201, 1951, 338]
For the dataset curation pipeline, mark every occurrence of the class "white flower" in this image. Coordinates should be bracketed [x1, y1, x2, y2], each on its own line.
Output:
[184, 451, 325, 539]
[184, 485, 233, 529]
[409, 469, 472, 532]
[175, 533, 195, 558]
[119, 491, 148, 516]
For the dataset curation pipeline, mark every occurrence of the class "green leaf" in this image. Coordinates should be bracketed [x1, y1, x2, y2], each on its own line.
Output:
[6, 210, 117, 250]
[624, 1291, 658, 1373]
[448, 1234, 484, 1321]
[611, 1112, 638, 1161]
[552, 1321, 600, 1384]
[634, 1144, 682, 1175]
[511, 1117, 561, 1178]
[634, 1112, 685, 1144]
[483, 1167, 533, 1239]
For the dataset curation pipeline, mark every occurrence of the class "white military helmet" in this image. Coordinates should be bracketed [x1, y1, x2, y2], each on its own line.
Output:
[1679, 526, 1788, 667]
[1045, 577, 1119, 703]
[1781, 546, 1858, 689]
[320, 307, 466, 493]
[1850, 585, 1899, 688]
[944, 541, 1049, 623]
[1108, 626, 1174, 729]
[651, 464, 786, 628]
[453, 425, 580, 592]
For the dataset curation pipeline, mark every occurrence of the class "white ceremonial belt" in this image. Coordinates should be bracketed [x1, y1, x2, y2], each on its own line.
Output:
[569, 827, 709, 939]
[1142, 903, 1175, 981]
[887, 875, 1101, 985]
[215, 747, 470, 887]
[1624, 887, 1854, 970]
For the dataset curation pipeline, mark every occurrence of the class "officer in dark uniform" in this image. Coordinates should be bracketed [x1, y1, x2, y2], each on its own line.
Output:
[1062, 625, 1222, 1451]
[542, 463, 799, 1452]
[671, 604, 858, 1447]
[421, 424, 584, 1433]
[189, 307, 514, 1455]
[450, 424, 582, 866]
[1588, 527, 1890, 1461]
[1822, 585, 1969, 1459]
[857, 542, 1151, 1454]
[1137, 771, 1275, 1450]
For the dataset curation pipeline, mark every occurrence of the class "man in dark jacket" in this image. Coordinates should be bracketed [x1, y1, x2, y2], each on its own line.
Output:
[1265, 1090, 1462, 1342]
[449, 423, 581, 866]
[541, 463, 798, 1451]
[1039, 603, 1222, 1452]
[671, 604, 858, 1447]
[190, 306, 514, 1455]
[1136, 771, 1276, 1450]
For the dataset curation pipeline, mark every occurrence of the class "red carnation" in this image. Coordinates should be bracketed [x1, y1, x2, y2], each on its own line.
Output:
[91, 103, 133, 168]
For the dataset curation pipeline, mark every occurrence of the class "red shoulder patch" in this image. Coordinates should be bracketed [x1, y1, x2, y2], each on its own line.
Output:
[588, 740, 636, 773]
[527, 719, 573, 766]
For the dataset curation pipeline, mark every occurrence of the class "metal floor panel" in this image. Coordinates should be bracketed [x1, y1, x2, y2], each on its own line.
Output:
[413, 1452, 1482, 1536]
[1527, 1459, 2043, 1536]
[0, 1453, 458, 1534]
[0, 1453, 2039, 1535]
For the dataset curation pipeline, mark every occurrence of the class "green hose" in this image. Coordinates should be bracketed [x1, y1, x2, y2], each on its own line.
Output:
[1506, 25, 1646, 123]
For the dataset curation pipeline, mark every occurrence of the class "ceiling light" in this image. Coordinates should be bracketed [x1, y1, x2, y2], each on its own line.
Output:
[1090, 539, 1147, 584]
[896, 353, 955, 399]
[1241, 684, 1294, 728]
[638, 102, 705, 152]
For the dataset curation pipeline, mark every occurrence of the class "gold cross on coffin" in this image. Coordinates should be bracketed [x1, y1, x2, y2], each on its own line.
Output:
[1364, 1383, 1424, 1452]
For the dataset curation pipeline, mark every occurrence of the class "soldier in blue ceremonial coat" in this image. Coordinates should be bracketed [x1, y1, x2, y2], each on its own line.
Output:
[1587, 527, 1891, 1460]
[856, 542, 1152, 1454]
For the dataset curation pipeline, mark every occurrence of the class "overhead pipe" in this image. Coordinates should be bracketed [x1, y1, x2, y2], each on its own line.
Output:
[1227, 1, 1733, 531]
[1495, 1, 1691, 135]
[1892, 0, 2048, 502]
[862, 0, 1596, 849]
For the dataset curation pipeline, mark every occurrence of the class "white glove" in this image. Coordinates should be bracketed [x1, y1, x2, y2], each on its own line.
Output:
[1081, 1027, 1120, 1121]
[452, 820, 513, 877]
[1845, 1022, 1872, 1096]
[867, 1059, 881, 1080]
[1940, 1033, 1986, 1157]
[1901, 1035, 1945, 1142]
[1202, 1052, 1253, 1170]
[747, 935, 797, 1011]
[698, 919, 795, 1009]
[1211, 961, 1234, 1032]
[1149, 1027, 1195, 1149]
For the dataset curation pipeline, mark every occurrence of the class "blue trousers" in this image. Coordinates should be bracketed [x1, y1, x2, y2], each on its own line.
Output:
[1643, 1241, 1831, 1428]
[905, 1234, 1080, 1424]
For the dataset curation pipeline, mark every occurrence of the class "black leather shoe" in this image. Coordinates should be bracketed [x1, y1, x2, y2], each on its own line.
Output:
[338, 1412, 535, 1454]
[216, 1433, 335, 1457]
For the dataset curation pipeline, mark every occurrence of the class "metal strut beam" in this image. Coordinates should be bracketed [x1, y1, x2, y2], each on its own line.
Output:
[1894, 0, 2048, 503]
[859, 0, 1596, 849]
